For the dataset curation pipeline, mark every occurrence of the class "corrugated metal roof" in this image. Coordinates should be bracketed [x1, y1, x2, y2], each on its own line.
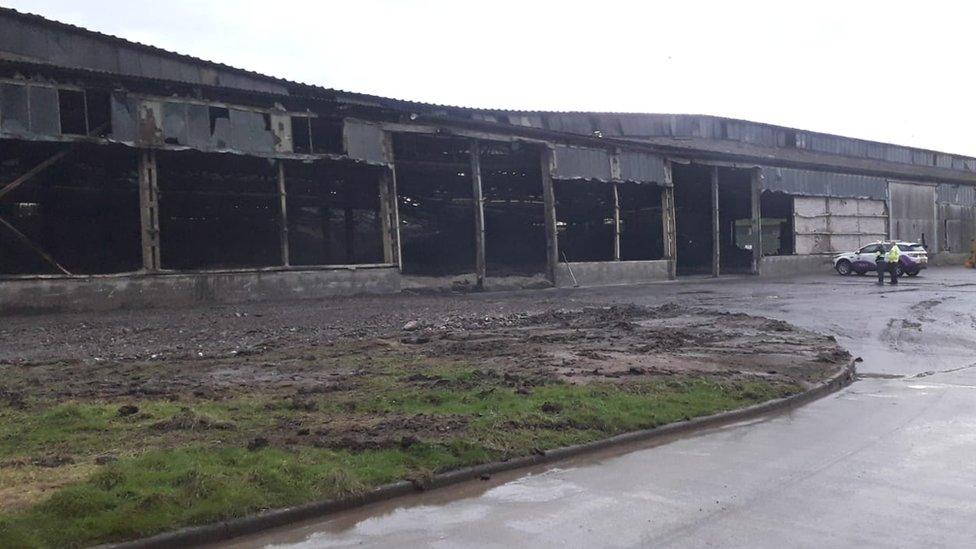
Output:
[4, 6, 976, 187]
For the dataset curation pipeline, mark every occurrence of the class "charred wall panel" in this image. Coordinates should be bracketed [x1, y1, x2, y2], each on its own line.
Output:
[618, 151, 667, 184]
[344, 120, 387, 164]
[0, 83, 29, 134]
[552, 146, 612, 181]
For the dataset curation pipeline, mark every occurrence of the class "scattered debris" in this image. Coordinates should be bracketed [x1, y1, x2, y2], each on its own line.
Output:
[246, 437, 269, 451]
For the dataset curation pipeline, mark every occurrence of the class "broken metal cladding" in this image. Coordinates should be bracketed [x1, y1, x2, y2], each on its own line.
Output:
[761, 167, 888, 201]
[2, 7, 976, 282]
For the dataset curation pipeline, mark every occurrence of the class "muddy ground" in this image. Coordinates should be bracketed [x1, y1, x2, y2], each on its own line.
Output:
[0, 299, 850, 525]
[0, 303, 847, 405]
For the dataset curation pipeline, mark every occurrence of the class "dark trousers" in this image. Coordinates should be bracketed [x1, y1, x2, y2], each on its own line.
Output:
[877, 261, 898, 284]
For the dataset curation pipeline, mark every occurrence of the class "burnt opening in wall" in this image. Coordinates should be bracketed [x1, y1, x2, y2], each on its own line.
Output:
[57, 89, 87, 135]
[208, 106, 229, 134]
[554, 179, 614, 263]
[291, 116, 311, 154]
[672, 164, 713, 275]
[393, 134, 475, 276]
[283, 160, 384, 266]
[618, 182, 664, 260]
[760, 190, 794, 255]
[481, 142, 546, 276]
[717, 167, 754, 274]
[310, 117, 343, 154]
[0, 140, 140, 275]
[156, 150, 281, 270]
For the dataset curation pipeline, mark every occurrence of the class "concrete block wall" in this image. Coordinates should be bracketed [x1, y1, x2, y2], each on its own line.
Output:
[760, 255, 833, 277]
[555, 260, 670, 287]
[0, 267, 400, 314]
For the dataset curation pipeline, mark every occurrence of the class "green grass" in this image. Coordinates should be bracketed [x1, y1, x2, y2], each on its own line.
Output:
[0, 360, 798, 548]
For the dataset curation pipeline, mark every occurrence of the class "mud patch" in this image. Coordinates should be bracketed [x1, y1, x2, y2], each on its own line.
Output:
[412, 304, 847, 387]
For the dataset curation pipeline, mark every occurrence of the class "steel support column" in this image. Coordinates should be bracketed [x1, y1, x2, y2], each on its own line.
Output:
[662, 161, 677, 280]
[276, 160, 290, 267]
[470, 140, 487, 288]
[751, 167, 763, 275]
[541, 147, 559, 284]
[138, 149, 161, 272]
[711, 166, 720, 277]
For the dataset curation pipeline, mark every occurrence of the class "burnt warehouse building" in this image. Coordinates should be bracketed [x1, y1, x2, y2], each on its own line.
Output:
[1, 8, 974, 312]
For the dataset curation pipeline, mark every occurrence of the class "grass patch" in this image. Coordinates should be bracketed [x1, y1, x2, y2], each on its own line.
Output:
[0, 356, 799, 547]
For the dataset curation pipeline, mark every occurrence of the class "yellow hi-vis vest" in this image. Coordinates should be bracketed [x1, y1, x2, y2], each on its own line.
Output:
[886, 245, 901, 263]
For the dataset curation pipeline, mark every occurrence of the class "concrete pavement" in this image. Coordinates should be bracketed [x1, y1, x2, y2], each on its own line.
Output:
[225, 268, 976, 548]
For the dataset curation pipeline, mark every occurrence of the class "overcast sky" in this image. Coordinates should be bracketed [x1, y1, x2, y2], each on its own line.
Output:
[6, 0, 975, 155]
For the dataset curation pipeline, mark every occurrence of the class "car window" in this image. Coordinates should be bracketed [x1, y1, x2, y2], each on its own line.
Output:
[860, 244, 880, 253]
[900, 244, 925, 252]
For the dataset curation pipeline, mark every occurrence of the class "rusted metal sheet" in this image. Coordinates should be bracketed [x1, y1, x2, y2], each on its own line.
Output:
[762, 167, 887, 200]
[618, 151, 667, 184]
[343, 120, 387, 164]
[552, 145, 611, 181]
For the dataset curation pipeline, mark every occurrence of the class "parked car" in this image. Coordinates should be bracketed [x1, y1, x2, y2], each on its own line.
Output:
[833, 241, 928, 277]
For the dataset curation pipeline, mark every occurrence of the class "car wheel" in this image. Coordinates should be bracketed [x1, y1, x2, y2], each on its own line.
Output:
[907, 270, 919, 277]
[836, 260, 852, 276]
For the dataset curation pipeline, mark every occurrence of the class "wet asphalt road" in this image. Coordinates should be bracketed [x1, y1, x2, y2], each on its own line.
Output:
[226, 268, 976, 548]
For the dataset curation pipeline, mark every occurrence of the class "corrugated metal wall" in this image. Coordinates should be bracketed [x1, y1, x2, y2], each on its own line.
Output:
[936, 183, 976, 252]
[552, 146, 612, 181]
[618, 151, 667, 184]
[551, 146, 666, 184]
[889, 181, 937, 249]
[762, 167, 888, 200]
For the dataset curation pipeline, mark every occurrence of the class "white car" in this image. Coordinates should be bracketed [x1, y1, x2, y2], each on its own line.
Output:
[833, 240, 928, 277]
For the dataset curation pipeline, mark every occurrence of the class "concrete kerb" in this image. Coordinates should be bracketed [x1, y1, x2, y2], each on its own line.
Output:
[102, 360, 857, 549]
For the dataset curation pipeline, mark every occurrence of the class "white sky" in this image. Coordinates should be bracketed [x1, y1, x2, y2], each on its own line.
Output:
[6, 0, 976, 156]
